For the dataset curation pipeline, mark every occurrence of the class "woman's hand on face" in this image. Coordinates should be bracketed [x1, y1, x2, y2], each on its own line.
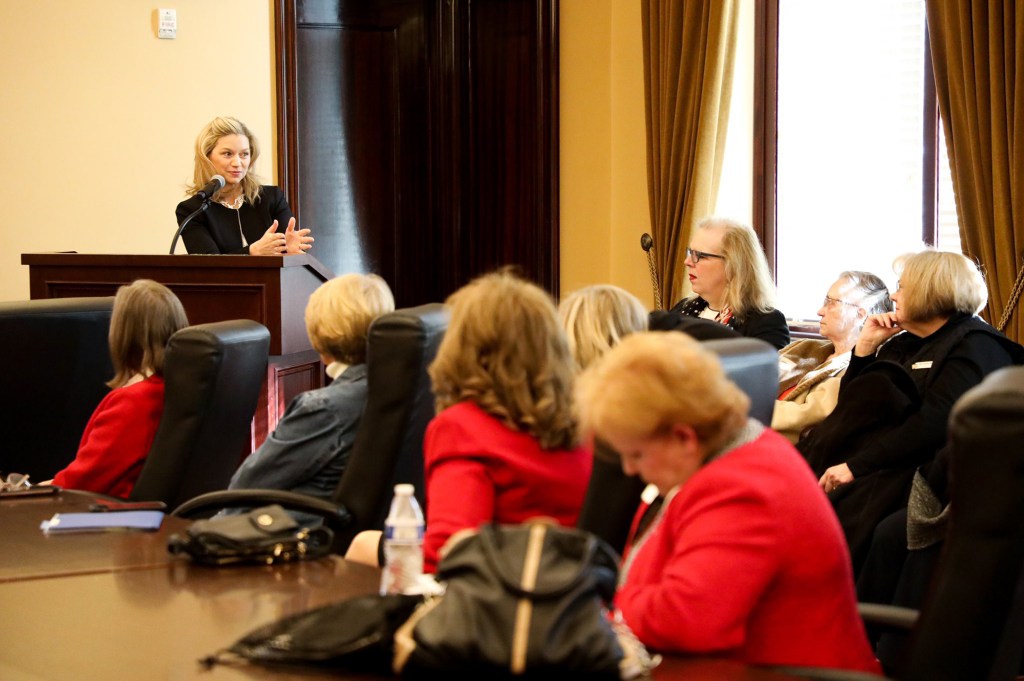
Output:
[819, 463, 853, 493]
[854, 311, 902, 357]
[248, 222, 288, 256]
[283, 217, 314, 254]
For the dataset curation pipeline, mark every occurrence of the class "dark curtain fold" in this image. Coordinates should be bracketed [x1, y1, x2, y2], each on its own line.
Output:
[926, 1, 1024, 341]
[642, 0, 739, 309]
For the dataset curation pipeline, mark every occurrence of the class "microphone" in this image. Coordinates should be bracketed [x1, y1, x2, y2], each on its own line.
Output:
[640, 233, 664, 310]
[168, 175, 226, 254]
[195, 175, 225, 201]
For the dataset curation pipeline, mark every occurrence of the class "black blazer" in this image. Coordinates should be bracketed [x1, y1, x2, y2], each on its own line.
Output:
[668, 296, 790, 350]
[175, 185, 293, 255]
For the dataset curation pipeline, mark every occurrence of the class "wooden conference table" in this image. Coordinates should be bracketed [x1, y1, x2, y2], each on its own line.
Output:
[0, 492, 808, 681]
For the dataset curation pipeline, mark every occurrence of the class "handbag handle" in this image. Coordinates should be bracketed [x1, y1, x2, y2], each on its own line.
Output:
[475, 522, 611, 600]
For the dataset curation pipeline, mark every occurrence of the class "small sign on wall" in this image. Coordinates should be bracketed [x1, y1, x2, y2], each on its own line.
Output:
[156, 8, 177, 39]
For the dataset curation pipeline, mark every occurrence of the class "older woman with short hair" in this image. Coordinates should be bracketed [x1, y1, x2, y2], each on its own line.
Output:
[670, 216, 789, 349]
[773, 271, 891, 443]
[575, 332, 879, 672]
[817, 250, 1023, 494]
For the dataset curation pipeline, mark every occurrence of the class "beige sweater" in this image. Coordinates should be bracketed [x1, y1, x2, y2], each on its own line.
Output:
[772, 339, 850, 444]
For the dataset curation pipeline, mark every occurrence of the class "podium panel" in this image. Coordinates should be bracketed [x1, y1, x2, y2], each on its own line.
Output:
[21, 253, 335, 447]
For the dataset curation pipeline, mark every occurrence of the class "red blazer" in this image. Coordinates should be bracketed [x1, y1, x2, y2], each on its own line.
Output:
[617, 428, 880, 673]
[422, 401, 592, 572]
[53, 377, 165, 498]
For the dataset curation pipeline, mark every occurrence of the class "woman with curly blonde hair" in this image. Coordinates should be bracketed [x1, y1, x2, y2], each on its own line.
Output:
[346, 270, 592, 572]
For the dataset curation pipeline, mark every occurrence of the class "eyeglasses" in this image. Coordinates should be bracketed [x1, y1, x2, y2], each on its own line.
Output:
[0, 472, 30, 493]
[686, 248, 725, 264]
[822, 295, 859, 309]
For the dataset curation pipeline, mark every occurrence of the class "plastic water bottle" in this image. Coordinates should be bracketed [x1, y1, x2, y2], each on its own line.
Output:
[380, 483, 425, 595]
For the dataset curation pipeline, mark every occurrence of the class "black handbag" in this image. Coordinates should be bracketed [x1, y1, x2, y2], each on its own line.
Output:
[393, 519, 658, 680]
[200, 593, 424, 672]
[167, 504, 333, 566]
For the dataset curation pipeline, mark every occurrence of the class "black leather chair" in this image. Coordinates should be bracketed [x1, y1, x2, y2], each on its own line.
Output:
[776, 366, 1024, 681]
[128, 320, 270, 509]
[171, 304, 448, 553]
[577, 336, 779, 554]
[0, 297, 114, 482]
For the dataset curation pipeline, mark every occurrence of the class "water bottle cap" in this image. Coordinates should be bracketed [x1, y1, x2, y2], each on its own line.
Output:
[394, 483, 415, 496]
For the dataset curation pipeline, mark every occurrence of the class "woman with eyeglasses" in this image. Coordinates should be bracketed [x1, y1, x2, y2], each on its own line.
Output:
[669, 217, 790, 350]
[772, 271, 891, 443]
[802, 251, 1024, 575]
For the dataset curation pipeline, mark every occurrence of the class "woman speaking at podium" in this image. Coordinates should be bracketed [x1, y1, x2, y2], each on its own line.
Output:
[174, 116, 313, 255]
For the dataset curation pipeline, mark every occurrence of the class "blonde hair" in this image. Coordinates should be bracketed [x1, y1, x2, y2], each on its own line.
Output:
[305, 274, 395, 365]
[576, 332, 749, 457]
[107, 280, 189, 389]
[697, 217, 776, 318]
[189, 116, 262, 204]
[559, 285, 648, 371]
[429, 270, 577, 450]
[894, 250, 987, 322]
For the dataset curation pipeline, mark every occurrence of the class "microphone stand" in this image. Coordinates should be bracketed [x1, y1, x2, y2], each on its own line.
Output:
[641, 233, 663, 310]
[169, 200, 211, 255]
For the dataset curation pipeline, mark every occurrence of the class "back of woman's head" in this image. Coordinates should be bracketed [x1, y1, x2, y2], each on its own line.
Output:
[576, 332, 749, 455]
[191, 116, 262, 203]
[430, 270, 577, 450]
[558, 285, 648, 371]
[700, 217, 776, 317]
[838, 270, 892, 315]
[305, 273, 395, 365]
[108, 280, 189, 388]
[895, 250, 987, 321]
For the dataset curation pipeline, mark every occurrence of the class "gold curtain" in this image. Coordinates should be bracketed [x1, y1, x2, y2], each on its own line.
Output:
[642, 0, 739, 309]
[926, 1, 1024, 341]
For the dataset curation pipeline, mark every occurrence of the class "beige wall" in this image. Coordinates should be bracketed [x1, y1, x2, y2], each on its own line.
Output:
[2, 1, 746, 310]
[0, 1, 277, 301]
[560, 0, 653, 308]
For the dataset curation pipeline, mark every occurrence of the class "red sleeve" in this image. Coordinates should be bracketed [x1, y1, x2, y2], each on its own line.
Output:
[52, 381, 163, 497]
[422, 413, 496, 572]
[616, 483, 779, 653]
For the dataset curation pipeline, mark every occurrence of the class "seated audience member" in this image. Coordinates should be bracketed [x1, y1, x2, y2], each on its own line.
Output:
[806, 250, 1024, 573]
[226, 273, 394, 499]
[575, 332, 880, 672]
[347, 271, 593, 572]
[669, 217, 790, 349]
[51, 280, 189, 497]
[773, 271, 891, 443]
[558, 284, 648, 372]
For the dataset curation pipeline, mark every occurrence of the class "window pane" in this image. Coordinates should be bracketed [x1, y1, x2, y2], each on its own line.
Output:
[775, 0, 926, 321]
[937, 118, 962, 253]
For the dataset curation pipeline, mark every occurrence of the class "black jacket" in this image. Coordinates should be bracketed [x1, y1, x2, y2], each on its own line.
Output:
[175, 185, 293, 255]
[668, 296, 790, 349]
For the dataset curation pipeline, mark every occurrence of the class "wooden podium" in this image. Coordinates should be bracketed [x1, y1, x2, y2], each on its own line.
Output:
[21, 252, 335, 448]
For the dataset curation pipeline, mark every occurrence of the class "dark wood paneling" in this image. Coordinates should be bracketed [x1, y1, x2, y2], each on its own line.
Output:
[277, 0, 558, 306]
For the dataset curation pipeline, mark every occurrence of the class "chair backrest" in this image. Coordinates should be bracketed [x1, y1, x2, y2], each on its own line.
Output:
[130, 320, 270, 508]
[329, 303, 448, 550]
[0, 297, 114, 481]
[577, 336, 779, 554]
[901, 366, 1024, 681]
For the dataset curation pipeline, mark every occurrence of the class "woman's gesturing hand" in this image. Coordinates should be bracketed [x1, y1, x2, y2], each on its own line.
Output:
[283, 217, 314, 254]
[248, 222, 288, 256]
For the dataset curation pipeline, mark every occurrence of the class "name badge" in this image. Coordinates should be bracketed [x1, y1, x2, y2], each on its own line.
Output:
[912, 361, 933, 370]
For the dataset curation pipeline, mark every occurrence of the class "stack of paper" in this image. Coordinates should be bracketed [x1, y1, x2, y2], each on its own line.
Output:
[40, 510, 165, 534]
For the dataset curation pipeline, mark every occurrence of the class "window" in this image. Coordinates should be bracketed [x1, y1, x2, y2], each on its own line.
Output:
[757, 0, 961, 323]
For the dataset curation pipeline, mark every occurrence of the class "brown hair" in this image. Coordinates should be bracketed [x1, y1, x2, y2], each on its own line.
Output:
[107, 280, 189, 388]
[576, 332, 749, 458]
[304, 273, 395, 365]
[429, 270, 577, 450]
